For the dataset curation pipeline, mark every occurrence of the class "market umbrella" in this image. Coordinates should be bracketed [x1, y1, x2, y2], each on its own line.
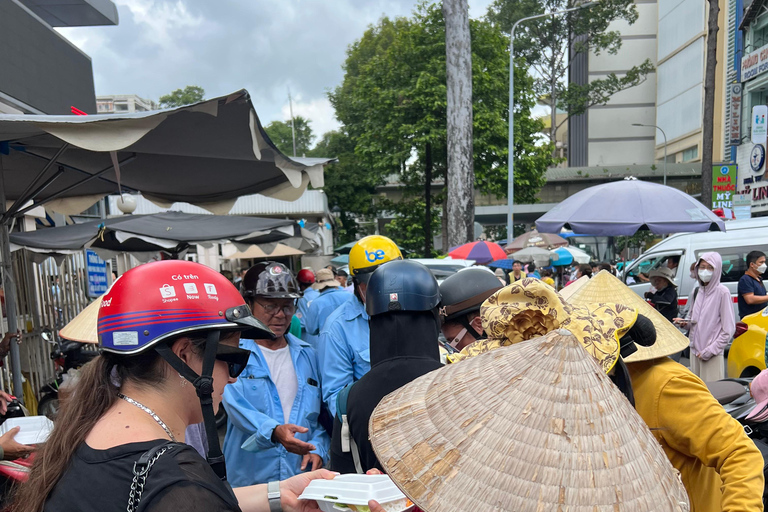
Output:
[448, 241, 506, 265]
[0, 89, 335, 399]
[487, 259, 515, 270]
[330, 254, 349, 266]
[505, 229, 568, 252]
[509, 247, 555, 266]
[9, 212, 316, 262]
[551, 246, 591, 266]
[225, 243, 305, 260]
[536, 177, 726, 236]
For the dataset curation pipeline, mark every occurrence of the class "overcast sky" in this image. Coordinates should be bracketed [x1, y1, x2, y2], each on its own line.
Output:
[57, 0, 494, 143]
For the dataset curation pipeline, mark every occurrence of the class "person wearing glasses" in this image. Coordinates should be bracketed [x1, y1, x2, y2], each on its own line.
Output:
[223, 262, 330, 487]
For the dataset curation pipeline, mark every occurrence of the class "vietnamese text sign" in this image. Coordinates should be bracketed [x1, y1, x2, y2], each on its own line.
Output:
[86, 250, 108, 298]
[742, 43, 768, 81]
[753, 105, 768, 144]
[712, 165, 738, 209]
[730, 84, 742, 146]
[732, 194, 752, 219]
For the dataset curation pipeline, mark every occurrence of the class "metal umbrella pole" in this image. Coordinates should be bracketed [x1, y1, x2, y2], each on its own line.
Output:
[0, 173, 24, 401]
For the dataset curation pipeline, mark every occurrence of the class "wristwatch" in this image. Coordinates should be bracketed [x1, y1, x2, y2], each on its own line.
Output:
[267, 480, 282, 512]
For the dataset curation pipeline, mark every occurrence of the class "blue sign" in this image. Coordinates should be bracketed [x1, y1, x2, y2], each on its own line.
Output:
[86, 250, 108, 297]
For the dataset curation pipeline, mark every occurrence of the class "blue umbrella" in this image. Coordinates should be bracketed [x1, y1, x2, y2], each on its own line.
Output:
[488, 259, 515, 270]
[536, 178, 725, 235]
[551, 247, 574, 266]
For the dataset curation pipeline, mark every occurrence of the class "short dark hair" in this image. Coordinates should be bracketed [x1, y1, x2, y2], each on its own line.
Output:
[668, 255, 681, 265]
[598, 262, 612, 272]
[747, 250, 766, 267]
[512, 260, 521, 267]
[578, 264, 593, 278]
[337, 269, 348, 277]
[528, 262, 536, 271]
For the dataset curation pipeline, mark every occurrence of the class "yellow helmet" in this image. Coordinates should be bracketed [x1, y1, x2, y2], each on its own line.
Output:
[348, 235, 403, 283]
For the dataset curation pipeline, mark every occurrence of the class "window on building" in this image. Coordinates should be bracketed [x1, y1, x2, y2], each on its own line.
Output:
[114, 103, 129, 111]
[682, 146, 698, 162]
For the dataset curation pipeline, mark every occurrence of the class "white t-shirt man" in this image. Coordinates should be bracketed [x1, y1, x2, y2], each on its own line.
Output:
[258, 345, 298, 422]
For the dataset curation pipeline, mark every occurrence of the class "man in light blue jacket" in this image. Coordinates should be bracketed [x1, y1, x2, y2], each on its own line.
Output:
[223, 262, 330, 486]
[305, 268, 353, 364]
[319, 235, 402, 416]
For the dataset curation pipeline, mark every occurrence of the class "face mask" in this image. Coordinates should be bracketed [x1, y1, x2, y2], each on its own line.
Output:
[698, 269, 713, 283]
[757, 263, 767, 274]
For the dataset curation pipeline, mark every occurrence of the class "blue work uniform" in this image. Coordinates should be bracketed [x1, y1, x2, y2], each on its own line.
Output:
[305, 288, 353, 355]
[222, 335, 330, 486]
[296, 287, 320, 344]
[318, 298, 370, 417]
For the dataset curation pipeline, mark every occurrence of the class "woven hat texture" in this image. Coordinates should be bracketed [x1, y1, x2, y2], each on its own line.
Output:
[370, 329, 689, 512]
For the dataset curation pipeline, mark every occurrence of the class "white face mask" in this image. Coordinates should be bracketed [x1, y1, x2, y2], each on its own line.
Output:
[698, 269, 714, 283]
[757, 263, 767, 274]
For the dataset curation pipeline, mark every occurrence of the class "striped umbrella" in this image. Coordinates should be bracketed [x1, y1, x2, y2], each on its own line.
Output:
[448, 241, 506, 265]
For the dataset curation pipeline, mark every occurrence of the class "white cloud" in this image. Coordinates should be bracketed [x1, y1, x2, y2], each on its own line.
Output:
[56, 0, 497, 147]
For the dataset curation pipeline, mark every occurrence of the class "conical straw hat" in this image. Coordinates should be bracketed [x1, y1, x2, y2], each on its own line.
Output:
[563, 270, 689, 362]
[59, 295, 103, 344]
[370, 330, 689, 512]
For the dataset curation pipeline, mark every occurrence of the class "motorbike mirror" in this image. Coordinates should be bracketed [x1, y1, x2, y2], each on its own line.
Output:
[41, 329, 54, 343]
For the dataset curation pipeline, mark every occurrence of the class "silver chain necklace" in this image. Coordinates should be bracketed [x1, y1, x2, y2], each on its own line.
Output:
[117, 393, 178, 442]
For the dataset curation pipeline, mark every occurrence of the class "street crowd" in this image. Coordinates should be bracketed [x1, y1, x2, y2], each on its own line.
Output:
[4, 234, 768, 511]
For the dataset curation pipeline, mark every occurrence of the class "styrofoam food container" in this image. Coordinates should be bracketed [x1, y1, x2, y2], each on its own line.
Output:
[0, 416, 54, 444]
[298, 474, 414, 512]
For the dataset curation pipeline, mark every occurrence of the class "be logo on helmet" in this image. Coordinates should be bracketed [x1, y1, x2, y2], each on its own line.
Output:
[366, 249, 386, 262]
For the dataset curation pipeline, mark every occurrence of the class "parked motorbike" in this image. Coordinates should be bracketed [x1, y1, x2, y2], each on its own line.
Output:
[708, 377, 768, 505]
[38, 329, 97, 420]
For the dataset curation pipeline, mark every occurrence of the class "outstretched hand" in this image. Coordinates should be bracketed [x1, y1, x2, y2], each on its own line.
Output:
[281, 469, 338, 512]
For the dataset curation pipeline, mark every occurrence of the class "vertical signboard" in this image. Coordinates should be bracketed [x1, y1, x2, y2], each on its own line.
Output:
[752, 105, 768, 144]
[86, 250, 108, 297]
[712, 164, 738, 209]
[730, 84, 742, 146]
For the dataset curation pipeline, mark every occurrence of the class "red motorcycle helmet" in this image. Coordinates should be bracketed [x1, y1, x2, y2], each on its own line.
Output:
[98, 260, 271, 353]
[297, 268, 316, 285]
[97, 260, 272, 481]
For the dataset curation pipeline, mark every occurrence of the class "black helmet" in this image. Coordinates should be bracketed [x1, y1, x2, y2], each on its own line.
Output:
[439, 268, 503, 323]
[365, 260, 440, 316]
[242, 262, 302, 299]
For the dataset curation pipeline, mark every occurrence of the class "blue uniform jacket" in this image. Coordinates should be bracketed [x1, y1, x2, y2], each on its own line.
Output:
[296, 288, 320, 345]
[318, 298, 370, 417]
[305, 288, 353, 340]
[222, 334, 330, 486]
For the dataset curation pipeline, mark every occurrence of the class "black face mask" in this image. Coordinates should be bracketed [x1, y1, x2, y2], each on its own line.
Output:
[215, 344, 250, 378]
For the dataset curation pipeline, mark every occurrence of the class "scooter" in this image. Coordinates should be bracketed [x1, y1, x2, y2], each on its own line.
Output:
[38, 329, 97, 420]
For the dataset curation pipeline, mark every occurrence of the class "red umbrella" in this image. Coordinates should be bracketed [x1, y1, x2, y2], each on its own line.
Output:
[505, 230, 568, 253]
[448, 241, 507, 265]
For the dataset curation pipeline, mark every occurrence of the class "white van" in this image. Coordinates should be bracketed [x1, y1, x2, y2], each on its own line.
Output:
[623, 217, 768, 319]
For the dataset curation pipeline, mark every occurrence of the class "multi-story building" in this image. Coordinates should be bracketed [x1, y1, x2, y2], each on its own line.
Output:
[0, 0, 117, 115]
[96, 94, 158, 114]
[568, 0, 730, 168]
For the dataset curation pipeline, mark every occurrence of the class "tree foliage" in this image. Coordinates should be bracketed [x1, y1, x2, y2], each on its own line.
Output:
[487, 0, 654, 140]
[329, 2, 554, 255]
[264, 116, 315, 156]
[158, 86, 205, 108]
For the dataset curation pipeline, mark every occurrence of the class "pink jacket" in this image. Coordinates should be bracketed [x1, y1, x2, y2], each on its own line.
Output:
[688, 252, 736, 360]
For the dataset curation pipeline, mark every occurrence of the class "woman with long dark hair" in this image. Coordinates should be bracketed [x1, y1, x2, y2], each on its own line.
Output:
[13, 261, 333, 512]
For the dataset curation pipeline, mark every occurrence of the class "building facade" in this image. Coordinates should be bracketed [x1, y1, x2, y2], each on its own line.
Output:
[96, 94, 158, 114]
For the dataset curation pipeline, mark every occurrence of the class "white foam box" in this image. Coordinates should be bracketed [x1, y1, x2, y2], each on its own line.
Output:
[298, 474, 414, 512]
[0, 416, 54, 444]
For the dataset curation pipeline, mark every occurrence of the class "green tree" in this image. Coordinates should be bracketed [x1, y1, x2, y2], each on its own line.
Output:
[487, 0, 654, 143]
[330, 2, 554, 256]
[264, 116, 315, 156]
[158, 85, 205, 108]
[309, 130, 379, 243]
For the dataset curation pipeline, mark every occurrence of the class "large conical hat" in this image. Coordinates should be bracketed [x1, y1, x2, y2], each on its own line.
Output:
[59, 296, 101, 344]
[563, 270, 689, 362]
[369, 330, 689, 512]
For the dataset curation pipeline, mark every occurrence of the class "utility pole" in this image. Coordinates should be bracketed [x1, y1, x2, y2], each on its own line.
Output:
[288, 88, 297, 157]
[701, 0, 719, 209]
[444, 0, 475, 247]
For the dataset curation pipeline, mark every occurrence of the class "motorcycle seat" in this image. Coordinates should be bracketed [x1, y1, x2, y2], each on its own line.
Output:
[707, 380, 748, 405]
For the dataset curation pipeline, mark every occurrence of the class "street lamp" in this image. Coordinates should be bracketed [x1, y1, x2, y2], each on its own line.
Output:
[632, 123, 668, 186]
[507, 1, 598, 239]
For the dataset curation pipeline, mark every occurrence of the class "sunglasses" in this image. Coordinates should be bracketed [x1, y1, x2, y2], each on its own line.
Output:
[215, 344, 250, 378]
